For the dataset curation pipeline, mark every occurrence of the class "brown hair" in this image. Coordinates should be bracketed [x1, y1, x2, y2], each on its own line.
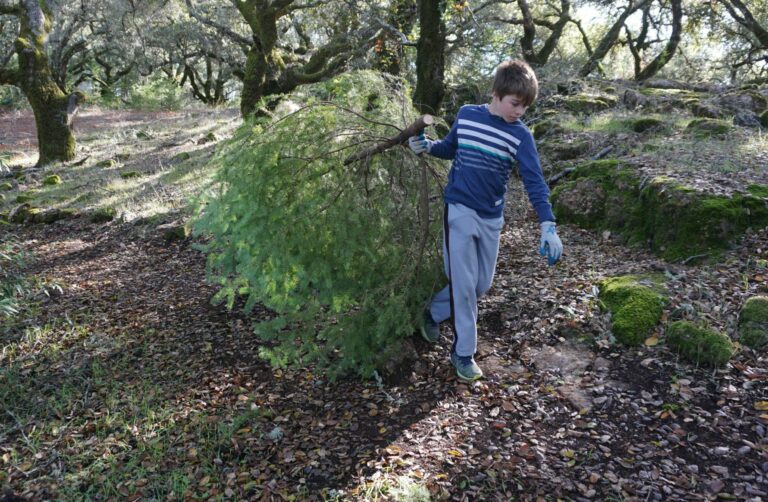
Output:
[491, 60, 538, 107]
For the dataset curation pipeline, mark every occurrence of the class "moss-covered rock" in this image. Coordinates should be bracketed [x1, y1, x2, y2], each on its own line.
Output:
[690, 102, 721, 119]
[115, 152, 131, 161]
[0, 182, 12, 191]
[43, 174, 62, 185]
[541, 139, 590, 160]
[136, 130, 154, 140]
[26, 207, 78, 224]
[97, 159, 117, 168]
[666, 321, 734, 367]
[91, 207, 117, 223]
[738, 296, 768, 349]
[599, 275, 667, 345]
[686, 118, 731, 136]
[562, 95, 617, 114]
[629, 117, 665, 133]
[15, 193, 35, 203]
[162, 224, 190, 242]
[760, 110, 768, 128]
[120, 171, 141, 179]
[533, 120, 565, 140]
[174, 151, 192, 161]
[552, 160, 768, 261]
[9, 203, 32, 223]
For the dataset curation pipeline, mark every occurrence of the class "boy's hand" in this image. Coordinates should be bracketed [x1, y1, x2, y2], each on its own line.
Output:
[539, 221, 562, 266]
[408, 133, 432, 155]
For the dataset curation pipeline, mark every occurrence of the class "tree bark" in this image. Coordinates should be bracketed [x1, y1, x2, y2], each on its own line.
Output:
[578, 0, 651, 78]
[2, 1, 78, 165]
[635, 0, 683, 81]
[413, 0, 446, 115]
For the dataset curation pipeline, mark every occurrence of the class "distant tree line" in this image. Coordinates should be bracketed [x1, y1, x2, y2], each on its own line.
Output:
[1, 0, 767, 164]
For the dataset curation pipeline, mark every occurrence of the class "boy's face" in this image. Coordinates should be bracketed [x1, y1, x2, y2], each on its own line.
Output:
[490, 93, 528, 123]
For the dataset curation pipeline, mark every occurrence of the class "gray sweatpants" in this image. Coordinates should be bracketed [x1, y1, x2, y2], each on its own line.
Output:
[429, 203, 503, 357]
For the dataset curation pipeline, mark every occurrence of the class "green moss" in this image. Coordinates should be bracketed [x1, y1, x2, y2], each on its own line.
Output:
[533, 120, 565, 140]
[666, 321, 734, 367]
[686, 118, 731, 136]
[553, 161, 768, 262]
[97, 159, 117, 168]
[629, 117, 665, 133]
[16, 194, 35, 203]
[43, 174, 62, 185]
[542, 139, 590, 160]
[760, 110, 768, 128]
[738, 296, 768, 349]
[0, 182, 12, 191]
[174, 151, 192, 161]
[164, 225, 190, 241]
[136, 130, 154, 140]
[120, 171, 141, 179]
[27, 207, 78, 224]
[599, 275, 667, 345]
[562, 95, 616, 114]
[91, 207, 117, 223]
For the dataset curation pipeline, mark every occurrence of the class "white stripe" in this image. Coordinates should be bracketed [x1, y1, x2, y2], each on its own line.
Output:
[458, 139, 512, 160]
[459, 128, 517, 155]
[458, 119, 521, 146]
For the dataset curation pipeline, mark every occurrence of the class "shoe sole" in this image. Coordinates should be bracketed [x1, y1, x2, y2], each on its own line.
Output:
[455, 370, 482, 382]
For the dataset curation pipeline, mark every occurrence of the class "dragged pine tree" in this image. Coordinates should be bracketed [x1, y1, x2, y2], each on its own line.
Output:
[194, 71, 448, 378]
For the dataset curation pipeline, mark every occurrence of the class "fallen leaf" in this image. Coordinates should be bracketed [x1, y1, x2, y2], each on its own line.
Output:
[644, 335, 659, 346]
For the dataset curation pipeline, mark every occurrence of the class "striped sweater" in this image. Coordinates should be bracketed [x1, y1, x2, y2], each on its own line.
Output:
[429, 104, 555, 222]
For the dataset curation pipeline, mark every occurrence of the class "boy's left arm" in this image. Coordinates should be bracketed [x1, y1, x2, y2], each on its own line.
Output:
[516, 133, 563, 265]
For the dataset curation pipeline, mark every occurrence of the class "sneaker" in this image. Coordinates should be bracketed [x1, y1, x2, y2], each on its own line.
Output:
[420, 309, 440, 343]
[450, 352, 483, 382]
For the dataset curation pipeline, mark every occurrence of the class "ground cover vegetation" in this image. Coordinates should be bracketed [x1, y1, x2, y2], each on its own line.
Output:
[1, 0, 768, 499]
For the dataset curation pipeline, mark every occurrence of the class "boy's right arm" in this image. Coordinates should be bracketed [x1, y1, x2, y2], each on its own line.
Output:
[408, 113, 460, 160]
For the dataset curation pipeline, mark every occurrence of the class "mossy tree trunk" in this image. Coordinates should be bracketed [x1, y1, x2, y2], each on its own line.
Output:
[578, 0, 652, 78]
[0, 1, 80, 165]
[413, 0, 446, 115]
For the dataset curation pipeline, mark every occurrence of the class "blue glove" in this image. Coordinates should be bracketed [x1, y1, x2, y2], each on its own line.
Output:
[539, 221, 562, 266]
[408, 133, 432, 155]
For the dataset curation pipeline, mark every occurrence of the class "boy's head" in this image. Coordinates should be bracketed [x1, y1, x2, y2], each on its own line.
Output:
[491, 60, 538, 107]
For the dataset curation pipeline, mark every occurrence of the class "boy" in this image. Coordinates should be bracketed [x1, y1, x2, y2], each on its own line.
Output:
[408, 59, 562, 382]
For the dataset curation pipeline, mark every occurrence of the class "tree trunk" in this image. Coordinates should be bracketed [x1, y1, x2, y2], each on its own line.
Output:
[413, 0, 446, 115]
[635, 0, 683, 81]
[11, 1, 78, 164]
[578, 0, 651, 78]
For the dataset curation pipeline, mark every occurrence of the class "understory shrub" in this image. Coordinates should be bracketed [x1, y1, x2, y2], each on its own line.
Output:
[193, 71, 447, 378]
[128, 76, 187, 111]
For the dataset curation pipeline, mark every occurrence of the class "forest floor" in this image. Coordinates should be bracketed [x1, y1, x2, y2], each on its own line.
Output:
[1, 103, 767, 501]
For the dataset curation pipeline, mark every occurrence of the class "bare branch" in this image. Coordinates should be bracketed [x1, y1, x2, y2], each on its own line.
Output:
[185, 0, 252, 47]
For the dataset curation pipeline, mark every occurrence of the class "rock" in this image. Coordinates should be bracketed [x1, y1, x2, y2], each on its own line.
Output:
[738, 296, 768, 349]
[42, 174, 62, 185]
[26, 207, 78, 224]
[8, 203, 31, 223]
[686, 118, 732, 136]
[690, 101, 722, 118]
[666, 320, 734, 367]
[160, 223, 189, 242]
[543, 139, 591, 160]
[174, 151, 192, 161]
[599, 275, 667, 346]
[630, 117, 665, 133]
[562, 94, 617, 114]
[733, 111, 762, 128]
[96, 158, 117, 168]
[120, 171, 140, 179]
[90, 207, 117, 223]
[622, 89, 650, 110]
[761, 110, 768, 128]
[533, 119, 565, 140]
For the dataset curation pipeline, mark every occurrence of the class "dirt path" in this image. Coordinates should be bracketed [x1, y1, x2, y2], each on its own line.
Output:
[2, 190, 766, 500]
